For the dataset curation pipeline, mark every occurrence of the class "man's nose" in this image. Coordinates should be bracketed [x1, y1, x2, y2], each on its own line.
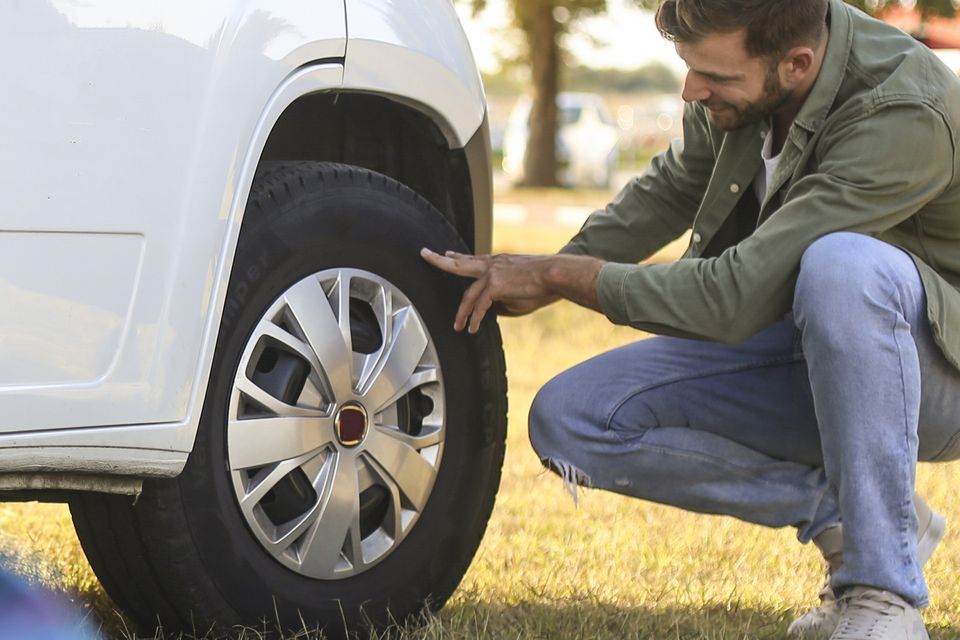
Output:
[681, 71, 710, 103]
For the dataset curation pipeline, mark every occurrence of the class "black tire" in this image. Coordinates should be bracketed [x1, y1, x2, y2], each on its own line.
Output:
[70, 162, 508, 636]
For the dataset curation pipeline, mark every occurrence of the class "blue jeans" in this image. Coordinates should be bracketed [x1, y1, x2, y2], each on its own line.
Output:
[529, 233, 960, 607]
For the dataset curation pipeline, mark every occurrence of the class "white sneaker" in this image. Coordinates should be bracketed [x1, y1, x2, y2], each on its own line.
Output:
[787, 495, 945, 639]
[788, 525, 844, 640]
[829, 587, 929, 640]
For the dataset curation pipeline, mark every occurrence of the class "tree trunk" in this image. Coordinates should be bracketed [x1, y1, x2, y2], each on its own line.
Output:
[522, 2, 560, 187]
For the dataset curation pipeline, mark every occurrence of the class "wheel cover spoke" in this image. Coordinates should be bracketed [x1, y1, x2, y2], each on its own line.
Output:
[238, 452, 319, 512]
[296, 452, 363, 575]
[227, 268, 445, 580]
[283, 276, 353, 401]
[373, 423, 442, 450]
[228, 415, 334, 470]
[372, 367, 439, 419]
[363, 429, 436, 512]
[253, 320, 324, 375]
[360, 307, 429, 414]
[234, 376, 323, 418]
[364, 454, 405, 542]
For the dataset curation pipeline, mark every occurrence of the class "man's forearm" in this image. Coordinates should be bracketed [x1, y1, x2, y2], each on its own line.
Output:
[542, 254, 606, 312]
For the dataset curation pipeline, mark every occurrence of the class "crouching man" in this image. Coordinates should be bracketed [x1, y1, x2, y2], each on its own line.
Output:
[423, 1, 960, 637]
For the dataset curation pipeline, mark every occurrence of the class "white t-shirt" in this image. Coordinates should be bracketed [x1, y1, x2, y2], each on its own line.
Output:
[753, 125, 781, 205]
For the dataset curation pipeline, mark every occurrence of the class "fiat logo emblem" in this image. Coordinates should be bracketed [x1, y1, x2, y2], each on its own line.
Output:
[335, 402, 368, 447]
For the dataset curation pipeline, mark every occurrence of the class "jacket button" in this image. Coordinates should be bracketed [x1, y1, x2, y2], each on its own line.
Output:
[729, 183, 740, 194]
[692, 232, 702, 244]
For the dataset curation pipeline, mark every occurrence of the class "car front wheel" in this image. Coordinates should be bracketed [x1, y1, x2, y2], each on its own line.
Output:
[70, 162, 508, 636]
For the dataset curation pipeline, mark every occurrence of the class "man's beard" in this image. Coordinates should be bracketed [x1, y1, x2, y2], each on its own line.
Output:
[703, 66, 793, 131]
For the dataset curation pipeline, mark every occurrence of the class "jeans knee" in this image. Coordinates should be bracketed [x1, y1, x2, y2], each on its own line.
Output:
[796, 233, 873, 311]
[527, 374, 568, 460]
[794, 232, 918, 324]
[528, 374, 597, 501]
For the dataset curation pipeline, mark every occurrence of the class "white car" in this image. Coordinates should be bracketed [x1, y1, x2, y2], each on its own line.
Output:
[502, 92, 621, 188]
[1, 1, 506, 636]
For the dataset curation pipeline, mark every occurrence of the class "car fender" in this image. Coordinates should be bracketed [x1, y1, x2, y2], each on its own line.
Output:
[343, 0, 486, 147]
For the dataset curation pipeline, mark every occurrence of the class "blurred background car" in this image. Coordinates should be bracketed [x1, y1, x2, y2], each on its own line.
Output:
[503, 92, 620, 189]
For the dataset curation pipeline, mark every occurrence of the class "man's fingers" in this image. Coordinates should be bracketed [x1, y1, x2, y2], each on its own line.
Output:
[468, 293, 494, 334]
[420, 248, 458, 271]
[420, 248, 487, 278]
[447, 250, 493, 260]
[455, 277, 488, 332]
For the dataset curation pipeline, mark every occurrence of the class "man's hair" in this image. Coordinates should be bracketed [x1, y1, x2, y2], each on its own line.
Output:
[655, 0, 829, 59]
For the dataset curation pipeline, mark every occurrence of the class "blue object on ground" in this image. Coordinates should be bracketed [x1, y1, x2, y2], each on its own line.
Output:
[0, 569, 95, 640]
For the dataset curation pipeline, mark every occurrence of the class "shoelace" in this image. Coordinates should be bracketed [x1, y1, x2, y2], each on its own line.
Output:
[832, 591, 905, 638]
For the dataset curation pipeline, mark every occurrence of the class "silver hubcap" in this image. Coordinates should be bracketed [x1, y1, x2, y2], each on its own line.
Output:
[227, 269, 444, 579]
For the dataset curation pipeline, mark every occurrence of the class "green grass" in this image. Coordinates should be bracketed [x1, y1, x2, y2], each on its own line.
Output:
[2, 218, 960, 638]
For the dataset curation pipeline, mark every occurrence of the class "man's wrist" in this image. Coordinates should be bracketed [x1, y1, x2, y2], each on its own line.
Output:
[543, 255, 604, 311]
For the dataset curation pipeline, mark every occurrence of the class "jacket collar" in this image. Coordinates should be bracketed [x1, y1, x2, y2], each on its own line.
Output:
[792, 0, 853, 134]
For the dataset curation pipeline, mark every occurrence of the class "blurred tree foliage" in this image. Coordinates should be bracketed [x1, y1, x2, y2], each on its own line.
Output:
[484, 62, 679, 96]
[567, 62, 680, 93]
[468, 0, 952, 186]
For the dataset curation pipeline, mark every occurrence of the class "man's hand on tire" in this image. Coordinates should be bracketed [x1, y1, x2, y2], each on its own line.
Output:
[420, 248, 606, 333]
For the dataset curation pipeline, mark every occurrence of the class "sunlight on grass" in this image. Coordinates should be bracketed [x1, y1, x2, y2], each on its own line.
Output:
[0, 219, 958, 638]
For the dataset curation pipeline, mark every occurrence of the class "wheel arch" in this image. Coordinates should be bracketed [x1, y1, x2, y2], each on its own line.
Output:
[258, 91, 492, 253]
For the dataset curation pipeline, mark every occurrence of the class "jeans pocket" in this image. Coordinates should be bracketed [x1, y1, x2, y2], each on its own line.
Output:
[930, 429, 960, 462]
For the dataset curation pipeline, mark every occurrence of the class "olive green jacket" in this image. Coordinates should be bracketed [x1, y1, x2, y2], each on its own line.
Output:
[561, 0, 960, 370]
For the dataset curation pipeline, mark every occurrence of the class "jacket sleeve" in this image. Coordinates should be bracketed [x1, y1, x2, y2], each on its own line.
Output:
[559, 102, 717, 262]
[595, 102, 955, 343]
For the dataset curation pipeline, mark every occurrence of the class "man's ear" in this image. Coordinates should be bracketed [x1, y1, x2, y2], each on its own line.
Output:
[779, 46, 816, 87]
